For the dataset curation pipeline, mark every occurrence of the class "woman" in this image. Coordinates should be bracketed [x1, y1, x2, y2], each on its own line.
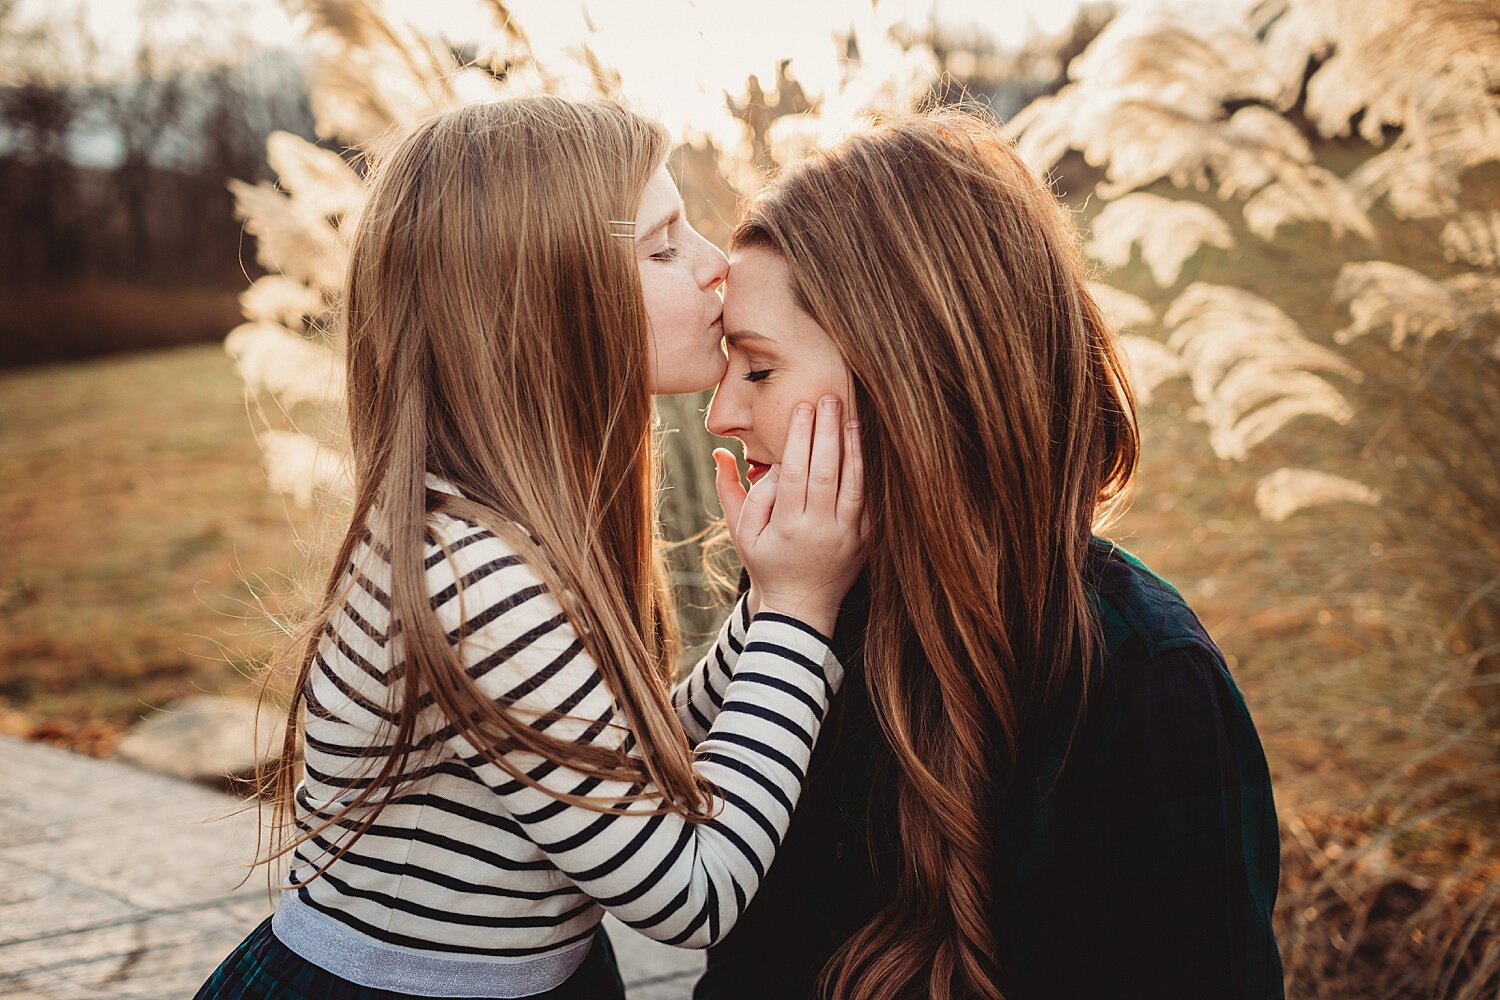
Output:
[196, 96, 865, 999]
[679, 109, 1282, 1000]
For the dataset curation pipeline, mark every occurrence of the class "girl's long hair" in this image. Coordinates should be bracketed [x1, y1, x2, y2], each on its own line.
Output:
[259, 96, 715, 882]
[732, 108, 1139, 1000]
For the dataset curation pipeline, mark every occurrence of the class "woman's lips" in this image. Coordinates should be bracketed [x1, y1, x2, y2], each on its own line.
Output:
[746, 461, 771, 483]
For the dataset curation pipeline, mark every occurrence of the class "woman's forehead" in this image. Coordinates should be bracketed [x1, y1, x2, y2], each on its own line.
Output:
[724, 251, 843, 362]
[725, 250, 791, 302]
[723, 252, 794, 327]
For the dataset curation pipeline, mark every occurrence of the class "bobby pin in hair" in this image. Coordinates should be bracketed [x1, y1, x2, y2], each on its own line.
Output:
[607, 219, 636, 240]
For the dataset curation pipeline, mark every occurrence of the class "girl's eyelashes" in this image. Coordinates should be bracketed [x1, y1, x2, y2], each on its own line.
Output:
[649, 241, 681, 262]
[744, 368, 773, 383]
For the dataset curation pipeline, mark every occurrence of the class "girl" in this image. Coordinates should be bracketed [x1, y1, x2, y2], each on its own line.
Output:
[197, 96, 864, 999]
[683, 109, 1283, 1000]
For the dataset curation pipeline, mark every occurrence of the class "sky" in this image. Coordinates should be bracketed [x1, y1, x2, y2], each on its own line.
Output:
[66, 0, 1118, 56]
[50, 0, 1254, 76]
[11, 0, 1252, 156]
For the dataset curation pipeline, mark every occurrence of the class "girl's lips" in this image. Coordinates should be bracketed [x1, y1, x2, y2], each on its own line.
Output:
[746, 461, 771, 483]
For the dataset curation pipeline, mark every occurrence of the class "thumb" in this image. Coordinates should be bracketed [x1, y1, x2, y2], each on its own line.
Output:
[738, 465, 778, 545]
[713, 449, 747, 532]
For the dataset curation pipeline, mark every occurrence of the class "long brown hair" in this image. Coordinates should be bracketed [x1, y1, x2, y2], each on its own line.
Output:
[259, 96, 714, 883]
[732, 108, 1139, 1000]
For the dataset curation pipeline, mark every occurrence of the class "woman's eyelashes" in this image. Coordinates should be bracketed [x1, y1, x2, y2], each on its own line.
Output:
[728, 348, 775, 384]
[649, 241, 681, 262]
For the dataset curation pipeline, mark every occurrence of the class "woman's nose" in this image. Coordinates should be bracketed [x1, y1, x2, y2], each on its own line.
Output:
[705, 382, 744, 438]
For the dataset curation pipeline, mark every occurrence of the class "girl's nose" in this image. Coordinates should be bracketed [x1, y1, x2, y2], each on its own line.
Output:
[697, 237, 729, 293]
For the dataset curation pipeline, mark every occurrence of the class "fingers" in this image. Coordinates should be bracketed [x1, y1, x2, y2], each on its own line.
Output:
[712, 448, 747, 530]
[805, 396, 843, 517]
[739, 465, 778, 542]
[773, 402, 814, 519]
[836, 420, 864, 528]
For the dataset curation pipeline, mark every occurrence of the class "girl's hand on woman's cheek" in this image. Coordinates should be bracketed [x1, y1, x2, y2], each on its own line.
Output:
[712, 396, 865, 637]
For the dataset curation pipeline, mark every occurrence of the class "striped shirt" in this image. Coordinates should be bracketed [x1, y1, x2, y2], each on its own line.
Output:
[273, 477, 841, 998]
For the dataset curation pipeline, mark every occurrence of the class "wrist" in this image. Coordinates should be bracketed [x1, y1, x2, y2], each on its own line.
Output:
[754, 601, 837, 641]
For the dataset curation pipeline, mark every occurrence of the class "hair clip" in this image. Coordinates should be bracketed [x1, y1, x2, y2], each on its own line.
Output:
[607, 219, 636, 240]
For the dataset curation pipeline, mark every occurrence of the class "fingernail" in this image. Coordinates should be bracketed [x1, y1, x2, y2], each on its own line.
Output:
[846, 420, 859, 431]
[821, 396, 839, 411]
[796, 403, 814, 417]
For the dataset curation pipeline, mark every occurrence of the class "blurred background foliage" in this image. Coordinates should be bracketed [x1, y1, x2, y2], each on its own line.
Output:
[1, 0, 1497, 995]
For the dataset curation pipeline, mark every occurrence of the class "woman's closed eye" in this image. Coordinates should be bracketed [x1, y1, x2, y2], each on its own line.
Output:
[744, 367, 773, 383]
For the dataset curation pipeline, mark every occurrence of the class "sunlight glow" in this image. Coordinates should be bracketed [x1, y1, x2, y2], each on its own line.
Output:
[55, 0, 1252, 94]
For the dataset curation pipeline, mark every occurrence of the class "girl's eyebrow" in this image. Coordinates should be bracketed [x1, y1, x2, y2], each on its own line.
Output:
[636, 206, 682, 246]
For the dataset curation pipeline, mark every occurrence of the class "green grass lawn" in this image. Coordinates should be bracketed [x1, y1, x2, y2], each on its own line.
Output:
[0, 343, 314, 754]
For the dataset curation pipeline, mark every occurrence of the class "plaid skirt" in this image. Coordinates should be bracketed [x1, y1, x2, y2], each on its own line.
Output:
[194, 917, 627, 1000]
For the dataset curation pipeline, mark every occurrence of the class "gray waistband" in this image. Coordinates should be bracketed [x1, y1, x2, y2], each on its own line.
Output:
[272, 889, 595, 998]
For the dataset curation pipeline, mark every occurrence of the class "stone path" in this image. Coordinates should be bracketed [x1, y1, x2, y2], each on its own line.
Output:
[0, 736, 703, 998]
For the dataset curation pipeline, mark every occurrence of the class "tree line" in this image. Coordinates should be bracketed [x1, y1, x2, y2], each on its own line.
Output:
[0, 0, 317, 365]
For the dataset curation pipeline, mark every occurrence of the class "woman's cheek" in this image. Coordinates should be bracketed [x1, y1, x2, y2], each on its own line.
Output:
[761, 389, 794, 463]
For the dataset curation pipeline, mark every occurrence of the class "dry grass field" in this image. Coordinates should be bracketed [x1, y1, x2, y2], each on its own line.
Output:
[0, 283, 245, 368]
[1, 337, 1495, 994]
[0, 343, 313, 755]
[0, 337, 1473, 798]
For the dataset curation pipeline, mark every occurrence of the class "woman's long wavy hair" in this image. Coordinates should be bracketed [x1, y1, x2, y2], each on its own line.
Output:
[257, 96, 715, 882]
[732, 108, 1140, 1000]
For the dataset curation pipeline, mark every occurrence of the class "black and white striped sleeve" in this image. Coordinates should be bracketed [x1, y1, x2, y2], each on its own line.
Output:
[671, 594, 752, 746]
[430, 531, 842, 948]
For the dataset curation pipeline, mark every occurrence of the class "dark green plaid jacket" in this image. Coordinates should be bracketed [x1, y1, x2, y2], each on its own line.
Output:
[696, 538, 1284, 1000]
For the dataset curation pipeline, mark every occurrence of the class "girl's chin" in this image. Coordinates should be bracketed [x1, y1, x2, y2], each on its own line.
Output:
[650, 370, 726, 396]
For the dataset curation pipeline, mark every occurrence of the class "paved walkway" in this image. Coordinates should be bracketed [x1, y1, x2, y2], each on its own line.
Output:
[0, 737, 702, 999]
